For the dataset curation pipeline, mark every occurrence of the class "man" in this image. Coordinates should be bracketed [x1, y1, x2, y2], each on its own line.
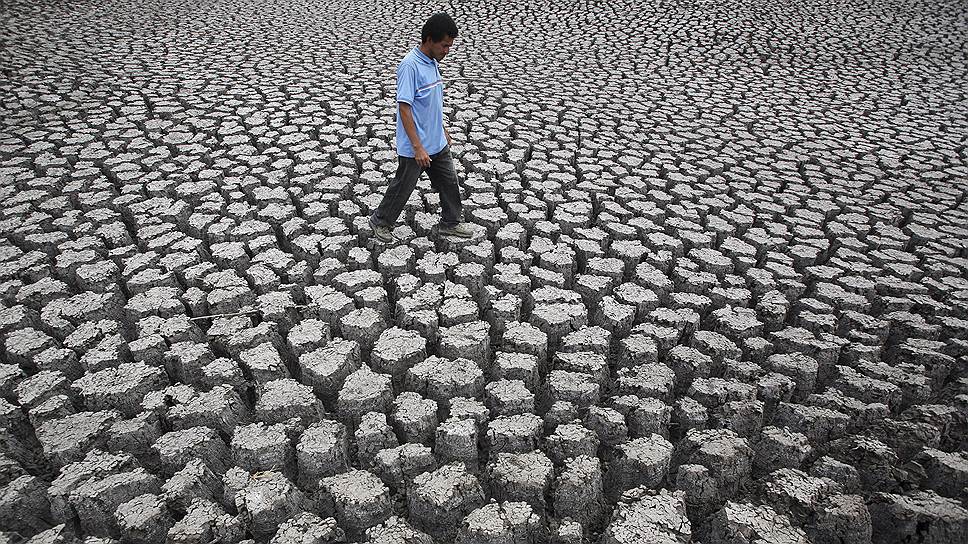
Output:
[369, 12, 474, 243]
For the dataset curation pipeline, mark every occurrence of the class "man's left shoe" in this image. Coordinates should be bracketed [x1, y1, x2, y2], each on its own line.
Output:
[438, 223, 475, 238]
[369, 216, 395, 243]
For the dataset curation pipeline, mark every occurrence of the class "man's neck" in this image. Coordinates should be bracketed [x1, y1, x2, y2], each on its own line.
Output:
[419, 43, 434, 60]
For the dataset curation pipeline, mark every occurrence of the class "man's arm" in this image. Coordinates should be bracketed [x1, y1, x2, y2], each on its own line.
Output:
[399, 102, 431, 168]
[443, 123, 452, 147]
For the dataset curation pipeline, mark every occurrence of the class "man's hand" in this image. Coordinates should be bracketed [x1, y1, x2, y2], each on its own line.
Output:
[414, 145, 431, 168]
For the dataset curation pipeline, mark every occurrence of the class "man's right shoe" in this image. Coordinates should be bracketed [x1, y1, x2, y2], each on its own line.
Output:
[438, 222, 475, 238]
[369, 218, 394, 243]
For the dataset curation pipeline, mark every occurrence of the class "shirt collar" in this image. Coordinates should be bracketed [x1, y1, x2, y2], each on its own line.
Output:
[414, 46, 434, 65]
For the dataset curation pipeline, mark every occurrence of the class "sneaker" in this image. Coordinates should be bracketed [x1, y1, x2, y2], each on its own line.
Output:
[438, 222, 475, 238]
[369, 217, 394, 243]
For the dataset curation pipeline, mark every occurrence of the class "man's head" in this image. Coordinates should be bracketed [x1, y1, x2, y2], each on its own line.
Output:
[420, 12, 458, 61]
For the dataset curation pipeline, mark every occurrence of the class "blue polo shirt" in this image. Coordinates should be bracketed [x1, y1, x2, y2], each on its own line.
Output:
[396, 46, 446, 158]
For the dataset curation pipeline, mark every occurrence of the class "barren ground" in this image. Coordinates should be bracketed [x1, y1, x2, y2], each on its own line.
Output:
[1, 0, 968, 543]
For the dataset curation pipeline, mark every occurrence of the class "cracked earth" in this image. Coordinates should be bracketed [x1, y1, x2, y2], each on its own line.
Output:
[1, 0, 968, 543]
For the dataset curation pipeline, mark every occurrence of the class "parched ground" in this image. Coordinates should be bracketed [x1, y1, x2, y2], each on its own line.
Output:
[1, 0, 968, 542]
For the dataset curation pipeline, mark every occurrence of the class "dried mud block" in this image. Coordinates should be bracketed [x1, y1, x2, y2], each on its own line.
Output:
[612, 395, 672, 439]
[448, 397, 490, 428]
[529, 302, 588, 351]
[761, 468, 839, 524]
[614, 364, 674, 402]
[543, 370, 600, 409]
[287, 319, 331, 359]
[711, 307, 764, 342]
[269, 512, 344, 544]
[548, 517, 584, 544]
[168, 498, 243, 544]
[553, 351, 608, 388]
[152, 426, 229, 475]
[485, 450, 554, 510]
[0, 451, 25, 487]
[606, 435, 673, 499]
[364, 515, 433, 544]
[235, 471, 305, 540]
[594, 296, 636, 337]
[0, 474, 53, 536]
[914, 448, 968, 498]
[168, 385, 248, 436]
[355, 411, 399, 468]
[70, 468, 162, 537]
[221, 467, 250, 509]
[370, 327, 426, 382]
[501, 321, 549, 368]
[492, 351, 539, 391]
[868, 490, 968, 544]
[199, 358, 246, 394]
[435, 417, 479, 467]
[391, 392, 439, 445]
[765, 353, 818, 400]
[405, 356, 485, 403]
[485, 379, 535, 417]
[616, 334, 659, 369]
[717, 399, 765, 439]
[809, 456, 862, 494]
[16, 370, 72, 410]
[554, 455, 606, 528]
[28, 393, 76, 429]
[408, 463, 486, 541]
[22, 524, 78, 544]
[305, 285, 356, 334]
[337, 366, 393, 426]
[161, 459, 222, 515]
[826, 435, 903, 493]
[231, 422, 293, 475]
[105, 411, 164, 463]
[238, 342, 290, 386]
[439, 321, 491, 365]
[0, 396, 32, 443]
[0, 364, 24, 400]
[706, 501, 810, 544]
[754, 426, 812, 476]
[485, 293, 523, 342]
[71, 363, 168, 417]
[371, 442, 437, 489]
[114, 493, 175, 544]
[455, 501, 544, 544]
[544, 421, 599, 464]
[297, 419, 350, 489]
[773, 402, 849, 445]
[163, 341, 215, 385]
[560, 326, 612, 359]
[603, 488, 691, 544]
[805, 493, 873, 544]
[255, 378, 325, 426]
[35, 410, 119, 468]
[47, 449, 137, 522]
[319, 469, 392, 533]
[584, 406, 629, 447]
[299, 338, 361, 405]
[340, 307, 387, 353]
[672, 428, 753, 500]
[485, 414, 543, 454]
[668, 345, 714, 393]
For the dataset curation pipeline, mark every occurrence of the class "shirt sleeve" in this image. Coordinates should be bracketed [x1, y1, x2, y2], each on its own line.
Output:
[396, 63, 416, 106]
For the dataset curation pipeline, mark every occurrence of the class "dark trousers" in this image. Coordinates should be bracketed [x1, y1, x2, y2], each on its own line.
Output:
[371, 145, 462, 229]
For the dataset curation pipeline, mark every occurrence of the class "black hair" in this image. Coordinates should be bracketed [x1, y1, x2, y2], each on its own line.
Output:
[421, 12, 458, 43]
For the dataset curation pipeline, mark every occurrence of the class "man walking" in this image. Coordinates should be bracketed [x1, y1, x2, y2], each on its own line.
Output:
[369, 12, 474, 242]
